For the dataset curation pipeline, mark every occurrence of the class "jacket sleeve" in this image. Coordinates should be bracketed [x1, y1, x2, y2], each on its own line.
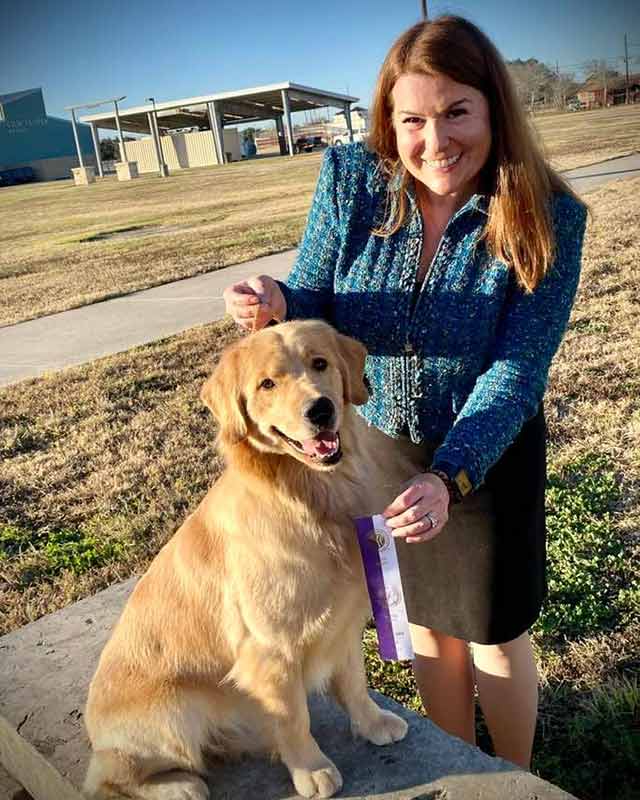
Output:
[431, 195, 588, 489]
[277, 147, 342, 321]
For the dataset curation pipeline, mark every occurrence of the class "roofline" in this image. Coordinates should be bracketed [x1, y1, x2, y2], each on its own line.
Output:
[79, 82, 358, 124]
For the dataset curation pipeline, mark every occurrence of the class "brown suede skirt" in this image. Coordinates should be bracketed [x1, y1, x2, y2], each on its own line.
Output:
[391, 405, 548, 645]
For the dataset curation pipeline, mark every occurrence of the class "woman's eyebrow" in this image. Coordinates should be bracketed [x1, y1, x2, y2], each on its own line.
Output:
[397, 98, 472, 115]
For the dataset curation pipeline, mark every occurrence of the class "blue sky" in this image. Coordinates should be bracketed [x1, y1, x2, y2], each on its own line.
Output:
[1, 0, 638, 130]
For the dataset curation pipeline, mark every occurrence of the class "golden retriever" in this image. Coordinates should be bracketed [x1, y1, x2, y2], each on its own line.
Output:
[83, 319, 421, 800]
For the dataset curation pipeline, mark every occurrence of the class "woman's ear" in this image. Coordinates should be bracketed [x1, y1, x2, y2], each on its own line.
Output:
[200, 342, 248, 446]
[334, 331, 369, 406]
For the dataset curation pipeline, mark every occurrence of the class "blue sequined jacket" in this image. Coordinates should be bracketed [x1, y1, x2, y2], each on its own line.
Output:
[278, 143, 587, 489]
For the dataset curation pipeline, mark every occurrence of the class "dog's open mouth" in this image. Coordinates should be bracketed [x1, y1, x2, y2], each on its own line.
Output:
[273, 427, 342, 465]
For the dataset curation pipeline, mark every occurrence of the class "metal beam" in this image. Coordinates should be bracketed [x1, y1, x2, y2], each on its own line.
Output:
[70, 109, 84, 167]
[207, 101, 223, 165]
[344, 102, 354, 143]
[147, 112, 168, 177]
[209, 100, 226, 164]
[281, 89, 294, 156]
[113, 99, 128, 162]
[89, 123, 103, 177]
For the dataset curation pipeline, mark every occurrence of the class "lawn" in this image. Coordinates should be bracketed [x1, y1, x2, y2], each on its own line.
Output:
[1, 104, 639, 327]
[1, 176, 639, 799]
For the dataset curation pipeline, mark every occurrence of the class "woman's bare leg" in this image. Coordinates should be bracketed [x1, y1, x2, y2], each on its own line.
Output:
[471, 631, 539, 769]
[410, 624, 476, 745]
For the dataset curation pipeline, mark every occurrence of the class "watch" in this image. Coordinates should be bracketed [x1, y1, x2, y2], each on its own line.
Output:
[428, 467, 473, 504]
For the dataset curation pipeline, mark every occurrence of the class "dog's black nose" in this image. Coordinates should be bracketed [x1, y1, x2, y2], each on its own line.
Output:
[306, 397, 335, 428]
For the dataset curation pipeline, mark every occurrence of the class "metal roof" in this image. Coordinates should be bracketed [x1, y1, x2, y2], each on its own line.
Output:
[79, 82, 359, 133]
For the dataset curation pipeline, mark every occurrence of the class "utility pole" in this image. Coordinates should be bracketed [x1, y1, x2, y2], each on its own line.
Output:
[624, 33, 630, 104]
[421, 0, 428, 21]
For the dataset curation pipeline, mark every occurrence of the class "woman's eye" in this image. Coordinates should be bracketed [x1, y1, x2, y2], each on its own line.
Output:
[312, 357, 328, 371]
[402, 117, 423, 127]
[259, 378, 275, 390]
[448, 108, 467, 119]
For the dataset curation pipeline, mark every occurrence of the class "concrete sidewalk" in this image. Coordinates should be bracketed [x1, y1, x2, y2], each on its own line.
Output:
[1, 152, 638, 389]
[0, 250, 297, 387]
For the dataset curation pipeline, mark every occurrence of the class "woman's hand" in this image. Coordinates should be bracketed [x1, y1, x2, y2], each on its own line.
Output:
[223, 275, 287, 331]
[383, 473, 450, 543]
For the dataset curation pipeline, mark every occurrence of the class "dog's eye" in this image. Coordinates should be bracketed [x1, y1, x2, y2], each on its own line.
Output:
[312, 357, 328, 371]
[259, 378, 276, 390]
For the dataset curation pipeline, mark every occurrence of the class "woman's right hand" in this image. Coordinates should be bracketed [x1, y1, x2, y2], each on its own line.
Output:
[223, 275, 287, 331]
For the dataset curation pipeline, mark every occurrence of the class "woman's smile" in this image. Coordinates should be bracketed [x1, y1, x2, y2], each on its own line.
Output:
[392, 72, 492, 207]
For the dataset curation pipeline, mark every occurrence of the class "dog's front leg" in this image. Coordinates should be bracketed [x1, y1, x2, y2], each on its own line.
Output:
[330, 631, 409, 746]
[233, 645, 342, 798]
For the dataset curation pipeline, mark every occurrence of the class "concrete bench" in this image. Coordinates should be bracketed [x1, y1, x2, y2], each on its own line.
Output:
[0, 579, 578, 800]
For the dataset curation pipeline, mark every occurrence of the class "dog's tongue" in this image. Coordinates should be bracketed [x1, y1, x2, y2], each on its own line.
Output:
[302, 431, 338, 457]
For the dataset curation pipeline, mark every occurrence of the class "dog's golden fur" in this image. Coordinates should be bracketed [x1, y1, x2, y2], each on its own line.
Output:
[84, 320, 422, 800]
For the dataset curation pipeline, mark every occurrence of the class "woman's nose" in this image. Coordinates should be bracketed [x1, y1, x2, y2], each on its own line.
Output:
[422, 118, 450, 154]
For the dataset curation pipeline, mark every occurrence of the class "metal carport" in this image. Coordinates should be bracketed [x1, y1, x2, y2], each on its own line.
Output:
[79, 82, 358, 176]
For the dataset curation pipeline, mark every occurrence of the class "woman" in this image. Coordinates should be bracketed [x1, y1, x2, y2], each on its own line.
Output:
[223, 16, 587, 770]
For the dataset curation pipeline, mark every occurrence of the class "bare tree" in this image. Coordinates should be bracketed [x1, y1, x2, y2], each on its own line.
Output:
[507, 59, 555, 112]
[553, 72, 577, 109]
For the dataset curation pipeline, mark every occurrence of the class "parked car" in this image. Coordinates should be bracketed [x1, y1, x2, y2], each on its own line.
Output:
[330, 129, 369, 146]
[0, 166, 35, 186]
[566, 99, 586, 112]
[295, 136, 314, 154]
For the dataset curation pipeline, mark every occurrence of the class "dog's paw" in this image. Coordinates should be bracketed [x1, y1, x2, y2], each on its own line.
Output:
[291, 760, 343, 799]
[359, 709, 408, 746]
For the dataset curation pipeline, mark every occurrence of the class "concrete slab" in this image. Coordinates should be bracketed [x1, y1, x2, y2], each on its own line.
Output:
[0, 579, 577, 800]
[0, 249, 296, 388]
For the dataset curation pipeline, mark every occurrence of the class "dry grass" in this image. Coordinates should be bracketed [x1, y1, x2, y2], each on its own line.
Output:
[1, 104, 639, 327]
[534, 104, 640, 171]
[0, 154, 321, 326]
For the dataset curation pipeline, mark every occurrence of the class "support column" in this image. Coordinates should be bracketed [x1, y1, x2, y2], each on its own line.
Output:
[344, 102, 354, 143]
[275, 116, 286, 155]
[147, 112, 168, 177]
[70, 109, 84, 167]
[207, 101, 223, 165]
[208, 100, 226, 164]
[281, 89, 294, 155]
[89, 123, 103, 177]
[113, 99, 128, 162]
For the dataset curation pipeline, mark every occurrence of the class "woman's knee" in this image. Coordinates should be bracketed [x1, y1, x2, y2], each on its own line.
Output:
[471, 631, 535, 676]
[410, 624, 470, 659]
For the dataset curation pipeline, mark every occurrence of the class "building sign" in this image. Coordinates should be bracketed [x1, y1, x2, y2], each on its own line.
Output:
[0, 117, 48, 135]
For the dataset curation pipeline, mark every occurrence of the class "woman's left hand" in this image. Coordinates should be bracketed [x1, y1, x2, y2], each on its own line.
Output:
[382, 473, 450, 543]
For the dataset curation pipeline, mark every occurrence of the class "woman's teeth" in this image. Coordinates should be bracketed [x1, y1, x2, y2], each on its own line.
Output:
[422, 153, 461, 168]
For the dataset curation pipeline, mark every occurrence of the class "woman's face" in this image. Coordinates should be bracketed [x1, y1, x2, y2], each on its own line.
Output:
[391, 72, 492, 204]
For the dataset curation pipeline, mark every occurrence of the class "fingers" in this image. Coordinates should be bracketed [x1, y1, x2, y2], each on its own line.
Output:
[400, 510, 449, 544]
[382, 474, 450, 544]
[223, 280, 268, 330]
[223, 276, 284, 331]
[382, 482, 426, 521]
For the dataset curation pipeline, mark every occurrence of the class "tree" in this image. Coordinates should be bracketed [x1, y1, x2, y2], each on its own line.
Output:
[507, 59, 556, 111]
[99, 138, 119, 161]
[553, 72, 578, 109]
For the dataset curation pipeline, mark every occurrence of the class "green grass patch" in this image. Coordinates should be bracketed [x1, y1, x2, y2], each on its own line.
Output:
[535, 676, 640, 800]
[536, 454, 639, 640]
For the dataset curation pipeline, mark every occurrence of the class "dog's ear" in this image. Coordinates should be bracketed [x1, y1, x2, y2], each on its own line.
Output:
[334, 331, 369, 406]
[200, 342, 248, 446]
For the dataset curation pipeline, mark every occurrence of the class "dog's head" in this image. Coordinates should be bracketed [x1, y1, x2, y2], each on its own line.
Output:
[201, 320, 369, 470]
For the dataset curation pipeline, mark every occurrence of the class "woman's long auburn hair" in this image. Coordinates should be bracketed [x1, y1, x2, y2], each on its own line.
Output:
[368, 15, 583, 292]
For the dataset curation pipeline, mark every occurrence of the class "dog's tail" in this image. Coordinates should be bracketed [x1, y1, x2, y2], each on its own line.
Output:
[83, 749, 135, 798]
[83, 749, 209, 799]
